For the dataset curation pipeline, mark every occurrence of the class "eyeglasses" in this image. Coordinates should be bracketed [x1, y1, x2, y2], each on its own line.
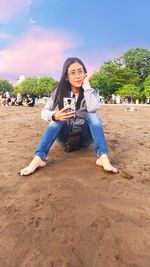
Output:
[68, 69, 84, 78]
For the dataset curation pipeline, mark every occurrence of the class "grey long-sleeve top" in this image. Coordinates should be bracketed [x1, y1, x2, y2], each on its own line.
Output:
[41, 81, 101, 125]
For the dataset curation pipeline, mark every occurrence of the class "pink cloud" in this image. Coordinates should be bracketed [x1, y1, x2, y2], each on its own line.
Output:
[0, 32, 13, 41]
[0, 0, 32, 21]
[0, 27, 77, 76]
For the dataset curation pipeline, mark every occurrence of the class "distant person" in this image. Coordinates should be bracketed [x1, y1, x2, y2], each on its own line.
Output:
[10, 96, 16, 106]
[111, 94, 116, 104]
[26, 94, 35, 107]
[15, 93, 22, 106]
[1, 91, 7, 106]
[115, 94, 121, 104]
[20, 57, 117, 176]
[6, 91, 11, 105]
[99, 96, 105, 104]
[0, 93, 2, 105]
[35, 96, 39, 104]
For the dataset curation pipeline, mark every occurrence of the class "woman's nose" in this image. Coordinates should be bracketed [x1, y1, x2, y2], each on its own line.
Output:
[75, 72, 80, 78]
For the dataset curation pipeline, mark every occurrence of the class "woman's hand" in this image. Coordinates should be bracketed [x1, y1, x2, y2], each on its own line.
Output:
[84, 73, 92, 82]
[54, 106, 75, 121]
[82, 73, 93, 89]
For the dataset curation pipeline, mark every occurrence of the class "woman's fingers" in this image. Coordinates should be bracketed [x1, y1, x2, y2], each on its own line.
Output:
[60, 111, 76, 121]
[62, 113, 75, 119]
[60, 109, 75, 117]
[60, 105, 70, 112]
[64, 114, 75, 119]
[55, 107, 76, 121]
[84, 72, 93, 81]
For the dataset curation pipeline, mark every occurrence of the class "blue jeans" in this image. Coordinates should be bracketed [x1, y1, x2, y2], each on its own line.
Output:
[35, 112, 109, 160]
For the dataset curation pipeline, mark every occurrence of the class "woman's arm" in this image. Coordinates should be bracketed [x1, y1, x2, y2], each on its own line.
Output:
[82, 76, 101, 112]
[41, 90, 76, 122]
[41, 91, 57, 122]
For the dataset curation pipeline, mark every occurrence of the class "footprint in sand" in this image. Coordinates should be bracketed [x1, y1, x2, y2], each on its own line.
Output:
[122, 171, 134, 180]
[111, 139, 119, 144]
[141, 179, 150, 184]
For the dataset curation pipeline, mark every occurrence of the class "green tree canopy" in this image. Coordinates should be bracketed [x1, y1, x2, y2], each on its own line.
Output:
[0, 79, 13, 93]
[14, 76, 58, 96]
[121, 48, 150, 80]
[15, 77, 37, 95]
[143, 74, 150, 97]
[91, 61, 141, 98]
[37, 77, 58, 96]
[117, 84, 140, 98]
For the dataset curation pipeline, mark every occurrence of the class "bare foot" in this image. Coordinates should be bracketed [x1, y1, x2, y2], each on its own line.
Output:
[96, 154, 117, 173]
[20, 156, 46, 176]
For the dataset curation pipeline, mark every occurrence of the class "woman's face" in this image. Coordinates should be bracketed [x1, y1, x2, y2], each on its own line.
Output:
[67, 62, 86, 89]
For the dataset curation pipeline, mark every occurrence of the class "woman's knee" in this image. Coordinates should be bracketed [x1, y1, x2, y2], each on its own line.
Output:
[49, 120, 66, 129]
[86, 112, 102, 125]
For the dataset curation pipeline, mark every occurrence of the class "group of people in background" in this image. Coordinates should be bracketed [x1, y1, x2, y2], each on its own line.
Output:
[0, 90, 149, 107]
[110, 94, 150, 104]
[0, 91, 35, 107]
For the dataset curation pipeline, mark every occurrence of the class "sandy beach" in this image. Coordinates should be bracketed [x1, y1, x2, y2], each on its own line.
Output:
[0, 105, 150, 267]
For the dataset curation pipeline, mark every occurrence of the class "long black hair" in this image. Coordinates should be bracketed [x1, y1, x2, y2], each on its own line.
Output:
[53, 57, 87, 110]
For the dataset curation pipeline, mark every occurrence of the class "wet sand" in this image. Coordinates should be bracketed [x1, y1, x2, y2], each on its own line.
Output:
[0, 105, 150, 267]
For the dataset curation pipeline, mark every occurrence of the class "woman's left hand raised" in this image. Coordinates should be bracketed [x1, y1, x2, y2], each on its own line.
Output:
[82, 73, 93, 89]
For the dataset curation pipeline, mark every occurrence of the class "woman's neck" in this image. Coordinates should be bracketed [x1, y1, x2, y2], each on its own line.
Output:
[71, 86, 79, 96]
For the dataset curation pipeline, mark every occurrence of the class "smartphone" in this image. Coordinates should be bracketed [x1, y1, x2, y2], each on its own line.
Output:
[63, 97, 76, 112]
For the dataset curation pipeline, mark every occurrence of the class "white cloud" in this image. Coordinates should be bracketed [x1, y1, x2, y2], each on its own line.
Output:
[29, 18, 37, 24]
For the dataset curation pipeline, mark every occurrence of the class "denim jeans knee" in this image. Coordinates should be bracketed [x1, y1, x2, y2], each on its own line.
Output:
[86, 112, 109, 157]
[35, 121, 66, 160]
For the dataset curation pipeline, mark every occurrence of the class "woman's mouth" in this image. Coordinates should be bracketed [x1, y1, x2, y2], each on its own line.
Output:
[75, 80, 82, 84]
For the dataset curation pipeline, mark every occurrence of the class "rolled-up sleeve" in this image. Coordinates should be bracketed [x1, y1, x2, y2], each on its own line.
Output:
[41, 92, 57, 122]
[83, 81, 101, 112]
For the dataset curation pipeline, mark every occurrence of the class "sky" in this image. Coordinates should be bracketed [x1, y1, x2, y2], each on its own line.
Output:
[0, 0, 150, 81]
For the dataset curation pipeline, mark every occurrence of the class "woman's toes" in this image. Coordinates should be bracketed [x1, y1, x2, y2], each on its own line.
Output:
[109, 166, 118, 173]
[96, 155, 118, 173]
[20, 167, 33, 176]
[20, 157, 46, 176]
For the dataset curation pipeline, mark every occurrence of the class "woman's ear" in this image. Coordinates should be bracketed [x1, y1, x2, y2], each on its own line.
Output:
[65, 77, 68, 81]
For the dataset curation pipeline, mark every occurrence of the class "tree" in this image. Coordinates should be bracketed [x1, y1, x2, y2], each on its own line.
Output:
[91, 61, 122, 98]
[91, 72, 110, 98]
[122, 48, 150, 80]
[117, 84, 140, 100]
[91, 61, 141, 98]
[14, 76, 58, 96]
[15, 77, 37, 95]
[37, 77, 58, 96]
[0, 79, 13, 93]
[143, 74, 150, 97]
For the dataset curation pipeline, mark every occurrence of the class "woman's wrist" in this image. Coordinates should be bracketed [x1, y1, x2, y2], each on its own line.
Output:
[82, 80, 91, 90]
[52, 112, 58, 121]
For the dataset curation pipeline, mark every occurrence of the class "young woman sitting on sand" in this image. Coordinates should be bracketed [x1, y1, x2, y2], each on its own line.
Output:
[20, 57, 117, 175]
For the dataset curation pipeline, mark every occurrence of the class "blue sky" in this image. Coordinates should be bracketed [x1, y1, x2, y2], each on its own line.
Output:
[0, 0, 150, 80]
